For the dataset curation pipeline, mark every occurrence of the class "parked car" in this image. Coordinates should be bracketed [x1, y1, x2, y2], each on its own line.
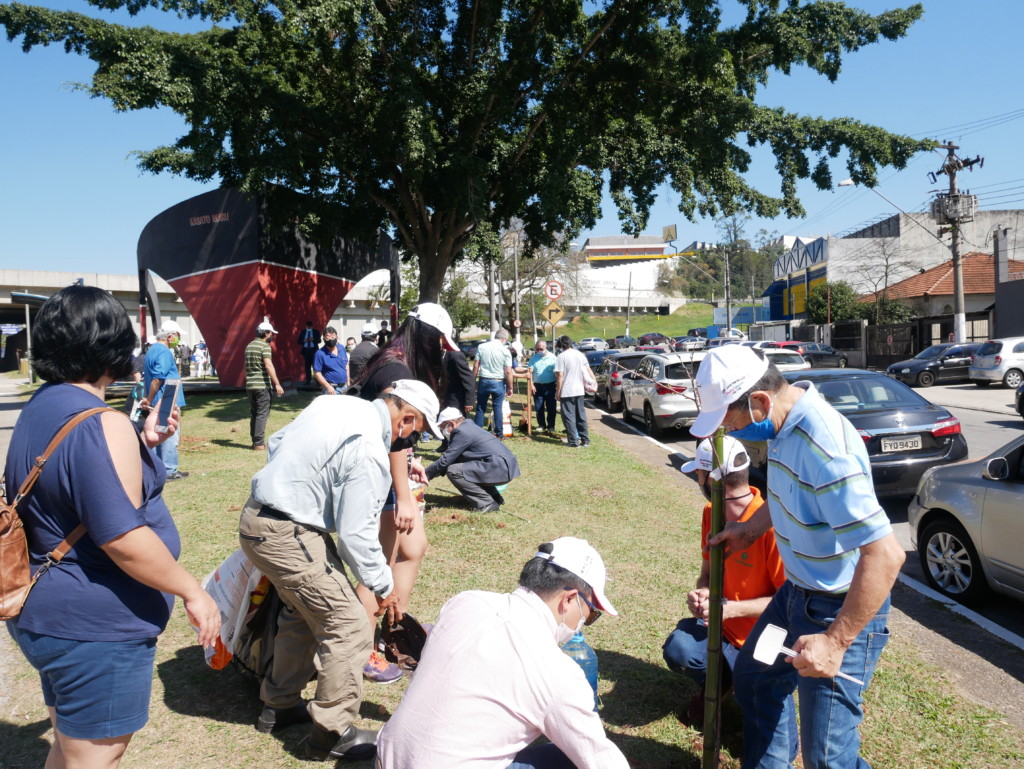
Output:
[774, 341, 848, 368]
[637, 332, 672, 346]
[968, 336, 1024, 388]
[706, 338, 741, 349]
[886, 343, 981, 387]
[620, 351, 707, 437]
[604, 338, 617, 350]
[593, 351, 648, 412]
[579, 337, 609, 351]
[584, 349, 616, 371]
[458, 339, 483, 359]
[716, 327, 748, 340]
[687, 327, 708, 338]
[753, 369, 967, 497]
[672, 335, 706, 351]
[1017, 381, 1024, 419]
[611, 335, 638, 349]
[909, 432, 1024, 604]
[741, 340, 780, 349]
[634, 344, 670, 354]
[763, 349, 811, 373]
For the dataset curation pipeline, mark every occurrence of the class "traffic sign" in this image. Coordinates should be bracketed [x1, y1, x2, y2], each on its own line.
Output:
[512, 318, 522, 328]
[1, 324, 23, 335]
[544, 301, 565, 326]
[543, 280, 564, 302]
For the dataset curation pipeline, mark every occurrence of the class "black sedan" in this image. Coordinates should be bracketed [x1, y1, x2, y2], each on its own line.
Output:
[742, 369, 968, 498]
[886, 343, 980, 387]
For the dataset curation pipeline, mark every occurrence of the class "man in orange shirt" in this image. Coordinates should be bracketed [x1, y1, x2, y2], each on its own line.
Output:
[664, 435, 793, 747]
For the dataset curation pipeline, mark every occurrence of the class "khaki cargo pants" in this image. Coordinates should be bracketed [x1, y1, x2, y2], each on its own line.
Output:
[239, 499, 373, 735]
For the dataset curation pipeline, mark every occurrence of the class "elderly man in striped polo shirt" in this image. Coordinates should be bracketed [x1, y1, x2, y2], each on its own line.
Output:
[692, 344, 905, 769]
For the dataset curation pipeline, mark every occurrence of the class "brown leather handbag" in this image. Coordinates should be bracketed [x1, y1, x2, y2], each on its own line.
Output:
[0, 407, 112, 620]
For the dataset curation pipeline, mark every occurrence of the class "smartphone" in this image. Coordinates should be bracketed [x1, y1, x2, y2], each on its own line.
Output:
[155, 379, 181, 434]
[128, 382, 147, 424]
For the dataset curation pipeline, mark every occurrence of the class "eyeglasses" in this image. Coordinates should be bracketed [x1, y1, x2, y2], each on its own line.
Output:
[577, 592, 602, 626]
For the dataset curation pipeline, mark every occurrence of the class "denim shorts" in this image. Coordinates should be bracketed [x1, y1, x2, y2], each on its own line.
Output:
[8, 623, 157, 739]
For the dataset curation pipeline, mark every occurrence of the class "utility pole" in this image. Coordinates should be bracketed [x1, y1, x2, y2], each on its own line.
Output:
[929, 142, 982, 343]
[487, 261, 498, 334]
[723, 245, 733, 335]
[625, 272, 633, 337]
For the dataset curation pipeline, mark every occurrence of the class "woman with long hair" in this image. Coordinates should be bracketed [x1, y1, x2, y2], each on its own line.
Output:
[5, 285, 219, 769]
[353, 303, 455, 682]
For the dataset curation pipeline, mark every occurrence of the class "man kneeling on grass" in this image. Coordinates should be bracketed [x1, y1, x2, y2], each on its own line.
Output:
[377, 537, 628, 769]
[425, 406, 521, 513]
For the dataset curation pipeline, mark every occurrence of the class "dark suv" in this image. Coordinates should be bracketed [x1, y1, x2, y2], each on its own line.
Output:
[611, 335, 638, 349]
[886, 343, 980, 387]
[774, 341, 848, 368]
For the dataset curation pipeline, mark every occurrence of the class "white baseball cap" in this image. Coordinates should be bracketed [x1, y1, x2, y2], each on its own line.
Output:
[437, 406, 463, 424]
[160, 320, 185, 336]
[407, 303, 459, 351]
[388, 379, 443, 438]
[535, 537, 618, 616]
[360, 322, 377, 337]
[257, 320, 279, 334]
[680, 435, 751, 480]
[691, 345, 769, 438]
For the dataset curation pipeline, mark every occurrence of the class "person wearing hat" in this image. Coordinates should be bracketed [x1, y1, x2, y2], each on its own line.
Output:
[377, 537, 627, 769]
[664, 435, 789, 735]
[426, 406, 521, 513]
[352, 302, 460, 683]
[692, 345, 905, 769]
[141, 319, 189, 479]
[245, 320, 285, 450]
[348, 321, 379, 382]
[312, 326, 349, 394]
[238, 379, 443, 762]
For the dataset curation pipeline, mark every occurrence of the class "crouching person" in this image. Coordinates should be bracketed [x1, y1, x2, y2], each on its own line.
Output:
[238, 380, 441, 762]
[426, 406, 521, 513]
[377, 537, 628, 769]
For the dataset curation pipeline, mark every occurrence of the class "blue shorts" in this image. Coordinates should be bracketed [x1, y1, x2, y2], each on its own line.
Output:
[8, 623, 157, 739]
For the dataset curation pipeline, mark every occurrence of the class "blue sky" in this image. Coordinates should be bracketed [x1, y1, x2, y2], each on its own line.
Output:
[2, 1, 1022, 277]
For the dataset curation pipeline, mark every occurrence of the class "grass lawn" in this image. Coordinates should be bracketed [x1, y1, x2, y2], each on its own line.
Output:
[2, 387, 1023, 768]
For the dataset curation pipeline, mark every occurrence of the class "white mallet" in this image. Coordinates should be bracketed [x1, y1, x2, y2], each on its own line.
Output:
[752, 624, 864, 686]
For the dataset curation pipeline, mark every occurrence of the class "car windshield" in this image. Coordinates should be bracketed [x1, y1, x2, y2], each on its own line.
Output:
[914, 345, 949, 360]
[769, 352, 805, 366]
[665, 361, 701, 380]
[613, 356, 645, 371]
[810, 375, 926, 414]
[976, 341, 1002, 356]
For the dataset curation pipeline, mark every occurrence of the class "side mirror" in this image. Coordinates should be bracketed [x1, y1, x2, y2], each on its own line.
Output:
[984, 457, 1009, 481]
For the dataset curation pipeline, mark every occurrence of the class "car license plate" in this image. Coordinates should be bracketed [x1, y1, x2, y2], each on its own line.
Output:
[880, 435, 922, 452]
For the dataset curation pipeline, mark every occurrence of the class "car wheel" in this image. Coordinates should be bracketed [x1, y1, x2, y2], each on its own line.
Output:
[917, 371, 935, 387]
[643, 403, 663, 439]
[973, 380, 990, 387]
[918, 518, 989, 604]
[622, 401, 634, 423]
[838, 357, 847, 368]
[1003, 369, 1023, 389]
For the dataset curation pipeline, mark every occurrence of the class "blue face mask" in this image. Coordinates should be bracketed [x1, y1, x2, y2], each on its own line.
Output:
[729, 396, 777, 441]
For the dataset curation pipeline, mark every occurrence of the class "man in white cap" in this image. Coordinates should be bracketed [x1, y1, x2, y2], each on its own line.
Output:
[142, 319, 188, 479]
[426, 406, 521, 512]
[244, 319, 285, 450]
[664, 435, 788, 737]
[377, 537, 628, 769]
[238, 379, 443, 762]
[691, 345, 905, 769]
[349, 321, 379, 382]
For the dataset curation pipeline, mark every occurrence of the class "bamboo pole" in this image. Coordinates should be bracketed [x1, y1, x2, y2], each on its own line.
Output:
[702, 427, 727, 768]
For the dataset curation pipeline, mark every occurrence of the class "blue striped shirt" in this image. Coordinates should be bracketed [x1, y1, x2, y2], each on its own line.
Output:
[765, 382, 891, 593]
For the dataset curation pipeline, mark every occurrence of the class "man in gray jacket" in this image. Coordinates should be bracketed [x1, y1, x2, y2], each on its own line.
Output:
[427, 407, 521, 512]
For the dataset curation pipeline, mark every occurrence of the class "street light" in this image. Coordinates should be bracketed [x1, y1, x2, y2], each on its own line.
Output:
[837, 179, 964, 341]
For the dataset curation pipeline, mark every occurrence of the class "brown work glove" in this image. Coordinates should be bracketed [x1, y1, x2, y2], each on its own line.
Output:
[374, 590, 403, 625]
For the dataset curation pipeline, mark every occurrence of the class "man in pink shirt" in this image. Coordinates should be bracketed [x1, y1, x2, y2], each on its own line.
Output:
[377, 537, 627, 769]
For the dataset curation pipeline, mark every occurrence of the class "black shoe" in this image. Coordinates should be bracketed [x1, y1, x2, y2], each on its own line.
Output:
[305, 724, 378, 761]
[256, 701, 311, 733]
[476, 502, 501, 513]
[491, 492, 506, 506]
[166, 470, 190, 481]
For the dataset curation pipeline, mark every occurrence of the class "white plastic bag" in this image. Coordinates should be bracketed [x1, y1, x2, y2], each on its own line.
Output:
[196, 548, 265, 669]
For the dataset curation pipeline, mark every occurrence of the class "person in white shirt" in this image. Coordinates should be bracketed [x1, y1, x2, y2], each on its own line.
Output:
[553, 335, 590, 448]
[377, 537, 628, 769]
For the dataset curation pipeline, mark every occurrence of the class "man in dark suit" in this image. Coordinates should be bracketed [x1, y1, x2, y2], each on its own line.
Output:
[297, 320, 322, 385]
[426, 407, 521, 513]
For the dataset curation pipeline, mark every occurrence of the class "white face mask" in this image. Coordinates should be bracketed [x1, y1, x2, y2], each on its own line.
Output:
[554, 596, 585, 646]
[441, 426, 453, 440]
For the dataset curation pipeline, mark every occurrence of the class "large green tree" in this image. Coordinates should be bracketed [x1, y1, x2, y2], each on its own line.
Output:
[1, 0, 929, 300]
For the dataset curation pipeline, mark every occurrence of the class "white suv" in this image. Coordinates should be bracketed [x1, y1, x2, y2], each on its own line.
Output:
[578, 337, 608, 351]
[969, 337, 1024, 388]
[620, 351, 707, 437]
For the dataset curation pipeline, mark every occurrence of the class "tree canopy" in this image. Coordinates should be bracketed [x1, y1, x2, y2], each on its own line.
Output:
[1, 0, 929, 300]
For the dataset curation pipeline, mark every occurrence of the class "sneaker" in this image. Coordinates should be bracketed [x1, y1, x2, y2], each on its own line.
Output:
[305, 724, 379, 761]
[476, 502, 501, 513]
[256, 701, 311, 733]
[165, 470, 190, 481]
[363, 650, 403, 684]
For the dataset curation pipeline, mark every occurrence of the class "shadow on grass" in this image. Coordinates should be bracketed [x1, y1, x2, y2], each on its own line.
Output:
[157, 648, 262, 726]
[0, 717, 51, 768]
[189, 392, 317, 424]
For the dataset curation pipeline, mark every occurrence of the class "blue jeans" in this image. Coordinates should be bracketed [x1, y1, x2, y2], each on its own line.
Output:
[560, 396, 588, 446]
[733, 582, 891, 769]
[533, 382, 556, 430]
[662, 617, 741, 688]
[155, 422, 180, 473]
[475, 378, 506, 435]
[507, 743, 576, 769]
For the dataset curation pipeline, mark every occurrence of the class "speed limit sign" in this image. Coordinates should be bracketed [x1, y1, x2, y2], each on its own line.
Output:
[543, 280, 564, 301]
[513, 319, 522, 328]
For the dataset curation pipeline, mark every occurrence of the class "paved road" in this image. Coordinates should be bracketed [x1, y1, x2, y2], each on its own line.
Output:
[0, 375, 28, 720]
